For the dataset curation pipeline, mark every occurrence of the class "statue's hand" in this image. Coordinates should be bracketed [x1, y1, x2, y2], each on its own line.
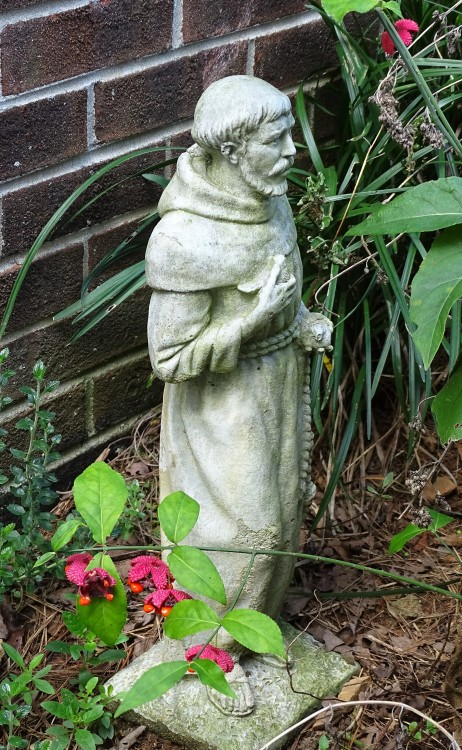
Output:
[298, 312, 333, 352]
[242, 255, 295, 336]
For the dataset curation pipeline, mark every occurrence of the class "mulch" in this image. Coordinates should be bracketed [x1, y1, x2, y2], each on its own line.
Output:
[1, 406, 461, 750]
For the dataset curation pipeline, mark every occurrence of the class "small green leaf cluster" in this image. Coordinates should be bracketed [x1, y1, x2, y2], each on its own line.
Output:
[0, 642, 54, 750]
[0, 352, 61, 600]
[42, 676, 115, 750]
[47, 611, 127, 669]
[388, 507, 453, 555]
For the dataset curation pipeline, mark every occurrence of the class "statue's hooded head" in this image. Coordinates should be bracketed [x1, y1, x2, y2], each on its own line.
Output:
[192, 76, 295, 197]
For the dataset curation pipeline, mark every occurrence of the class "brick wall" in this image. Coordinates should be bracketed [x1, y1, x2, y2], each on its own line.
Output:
[0, 0, 339, 484]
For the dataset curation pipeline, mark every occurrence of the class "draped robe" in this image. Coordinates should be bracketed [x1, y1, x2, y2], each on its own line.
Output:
[146, 148, 313, 652]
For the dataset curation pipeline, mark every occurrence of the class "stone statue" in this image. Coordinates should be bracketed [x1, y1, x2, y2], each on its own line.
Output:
[107, 76, 354, 750]
[146, 74, 332, 710]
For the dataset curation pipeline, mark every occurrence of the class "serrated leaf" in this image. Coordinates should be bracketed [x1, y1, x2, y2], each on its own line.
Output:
[348, 178, 462, 236]
[51, 519, 83, 551]
[114, 661, 189, 717]
[41, 700, 70, 720]
[190, 658, 237, 698]
[158, 491, 200, 543]
[167, 547, 226, 605]
[163, 599, 220, 639]
[432, 362, 462, 442]
[321, 0, 378, 23]
[75, 728, 96, 750]
[221, 610, 285, 658]
[76, 553, 127, 647]
[73, 462, 128, 543]
[410, 227, 462, 367]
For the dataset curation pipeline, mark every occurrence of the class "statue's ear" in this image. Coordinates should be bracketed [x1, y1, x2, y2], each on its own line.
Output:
[220, 142, 239, 165]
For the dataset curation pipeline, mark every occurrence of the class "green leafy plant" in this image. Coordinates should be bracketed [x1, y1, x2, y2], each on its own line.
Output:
[0, 643, 54, 750]
[0, 350, 61, 599]
[46, 611, 127, 672]
[42, 677, 115, 750]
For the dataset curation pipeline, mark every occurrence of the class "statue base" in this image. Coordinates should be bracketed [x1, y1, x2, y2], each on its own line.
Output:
[106, 622, 357, 750]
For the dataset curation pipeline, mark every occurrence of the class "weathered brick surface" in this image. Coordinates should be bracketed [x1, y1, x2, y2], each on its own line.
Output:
[0, 0, 39, 9]
[95, 42, 247, 144]
[92, 353, 163, 431]
[183, 0, 306, 42]
[0, 244, 84, 334]
[254, 18, 339, 89]
[0, 92, 87, 181]
[0, 381, 87, 470]
[5, 287, 151, 401]
[1, 0, 173, 95]
[1, 143, 165, 257]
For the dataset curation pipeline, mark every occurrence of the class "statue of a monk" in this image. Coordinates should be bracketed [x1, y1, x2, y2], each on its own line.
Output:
[146, 75, 332, 716]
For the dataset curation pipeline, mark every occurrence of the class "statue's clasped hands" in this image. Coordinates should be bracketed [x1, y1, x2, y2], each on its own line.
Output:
[254, 254, 296, 324]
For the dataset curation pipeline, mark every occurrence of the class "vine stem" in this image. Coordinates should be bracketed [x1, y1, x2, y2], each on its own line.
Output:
[257, 699, 460, 750]
[86, 545, 462, 602]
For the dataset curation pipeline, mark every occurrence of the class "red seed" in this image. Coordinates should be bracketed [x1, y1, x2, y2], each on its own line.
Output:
[105, 593, 114, 601]
[160, 606, 172, 617]
[79, 595, 91, 606]
[130, 582, 144, 594]
[143, 603, 155, 613]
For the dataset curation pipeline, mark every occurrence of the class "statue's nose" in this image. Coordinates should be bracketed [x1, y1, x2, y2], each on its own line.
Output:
[282, 136, 296, 158]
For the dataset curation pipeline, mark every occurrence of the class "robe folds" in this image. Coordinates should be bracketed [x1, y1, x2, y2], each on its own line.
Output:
[146, 147, 312, 651]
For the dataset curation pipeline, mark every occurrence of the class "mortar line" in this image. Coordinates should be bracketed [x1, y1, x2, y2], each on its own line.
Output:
[246, 39, 256, 76]
[172, 0, 183, 49]
[86, 82, 96, 149]
[0, 0, 89, 31]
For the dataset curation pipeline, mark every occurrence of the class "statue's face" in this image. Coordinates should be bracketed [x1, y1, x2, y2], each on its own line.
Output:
[238, 113, 296, 197]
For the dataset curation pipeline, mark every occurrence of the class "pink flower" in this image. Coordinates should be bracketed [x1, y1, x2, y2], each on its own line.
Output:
[65, 552, 93, 585]
[79, 568, 116, 600]
[381, 19, 419, 55]
[128, 555, 172, 589]
[185, 644, 234, 674]
[143, 588, 192, 614]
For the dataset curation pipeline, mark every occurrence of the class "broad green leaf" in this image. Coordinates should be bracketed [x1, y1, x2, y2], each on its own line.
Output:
[221, 610, 285, 658]
[41, 701, 70, 720]
[77, 553, 127, 647]
[49, 738, 69, 750]
[114, 661, 189, 717]
[167, 547, 226, 605]
[321, 0, 378, 22]
[33, 551, 56, 568]
[388, 508, 453, 554]
[190, 658, 237, 699]
[75, 728, 96, 750]
[158, 491, 200, 543]
[32, 678, 55, 694]
[348, 178, 462, 236]
[163, 599, 221, 640]
[51, 519, 83, 551]
[73, 462, 128, 543]
[410, 227, 462, 367]
[432, 362, 462, 442]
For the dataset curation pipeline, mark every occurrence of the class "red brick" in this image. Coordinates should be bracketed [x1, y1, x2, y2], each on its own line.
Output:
[183, 0, 306, 42]
[5, 286, 151, 401]
[1, 142, 167, 257]
[1, 0, 173, 95]
[254, 18, 340, 90]
[95, 42, 247, 144]
[0, 0, 39, 9]
[0, 243, 84, 335]
[0, 92, 87, 180]
[92, 353, 163, 431]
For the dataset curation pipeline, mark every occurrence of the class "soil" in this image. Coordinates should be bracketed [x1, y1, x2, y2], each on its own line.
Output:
[2, 405, 461, 750]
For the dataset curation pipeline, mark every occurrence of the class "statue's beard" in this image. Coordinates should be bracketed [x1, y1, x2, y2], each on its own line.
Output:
[239, 157, 291, 197]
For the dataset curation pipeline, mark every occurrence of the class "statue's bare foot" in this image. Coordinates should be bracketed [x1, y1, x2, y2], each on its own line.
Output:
[206, 663, 255, 716]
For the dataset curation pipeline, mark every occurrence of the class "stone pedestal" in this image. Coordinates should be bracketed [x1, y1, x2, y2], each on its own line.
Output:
[106, 622, 357, 750]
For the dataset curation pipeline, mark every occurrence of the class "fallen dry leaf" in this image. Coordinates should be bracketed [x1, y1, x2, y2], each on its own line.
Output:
[337, 674, 370, 701]
[422, 475, 457, 502]
[385, 594, 423, 620]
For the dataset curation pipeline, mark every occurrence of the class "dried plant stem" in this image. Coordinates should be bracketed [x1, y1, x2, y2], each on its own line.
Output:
[258, 699, 460, 750]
